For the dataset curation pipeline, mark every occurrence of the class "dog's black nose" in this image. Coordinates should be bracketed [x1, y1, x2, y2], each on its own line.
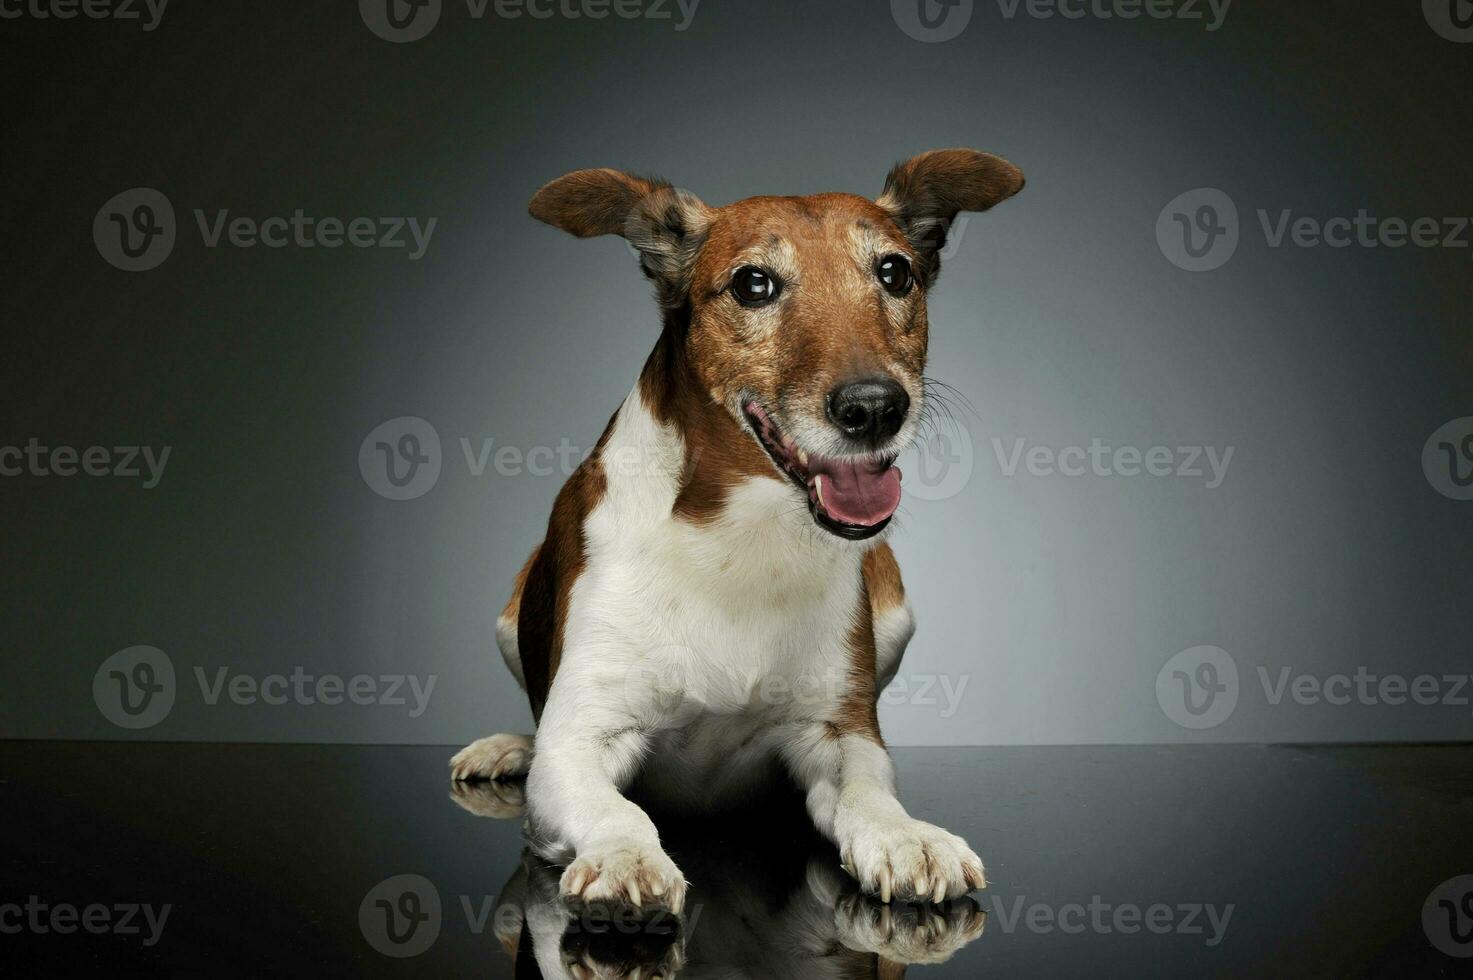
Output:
[826, 377, 910, 445]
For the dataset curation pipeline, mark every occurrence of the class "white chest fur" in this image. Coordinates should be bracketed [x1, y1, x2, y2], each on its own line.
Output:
[542, 390, 869, 803]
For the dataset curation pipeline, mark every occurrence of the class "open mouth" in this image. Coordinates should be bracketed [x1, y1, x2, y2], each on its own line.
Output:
[743, 401, 902, 540]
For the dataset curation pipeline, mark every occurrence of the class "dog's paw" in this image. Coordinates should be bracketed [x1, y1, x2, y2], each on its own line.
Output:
[561, 842, 687, 913]
[842, 818, 985, 904]
[834, 893, 987, 965]
[448, 778, 526, 820]
[450, 733, 533, 782]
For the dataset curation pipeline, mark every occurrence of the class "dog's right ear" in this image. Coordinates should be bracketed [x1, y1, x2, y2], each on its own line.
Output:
[529, 168, 711, 306]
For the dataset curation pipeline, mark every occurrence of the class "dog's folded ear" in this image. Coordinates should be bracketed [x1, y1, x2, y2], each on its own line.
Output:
[876, 148, 1025, 283]
[530, 168, 711, 306]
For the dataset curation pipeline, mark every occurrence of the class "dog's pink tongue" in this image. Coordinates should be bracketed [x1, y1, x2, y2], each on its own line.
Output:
[810, 457, 902, 527]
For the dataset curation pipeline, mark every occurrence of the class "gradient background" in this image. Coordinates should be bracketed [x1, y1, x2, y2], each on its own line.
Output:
[1, 0, 1468, 746]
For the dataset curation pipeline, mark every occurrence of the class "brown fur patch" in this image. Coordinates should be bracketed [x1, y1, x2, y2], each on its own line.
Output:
[516, 413, 615, 721]
[837, 581, 883, 742]
[861, 543, 906, 614]
[501, 546, 539, 625]
[639, 306, 775, 524]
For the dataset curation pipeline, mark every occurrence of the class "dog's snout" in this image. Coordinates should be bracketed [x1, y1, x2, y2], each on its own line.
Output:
[826, 377, 910, 446]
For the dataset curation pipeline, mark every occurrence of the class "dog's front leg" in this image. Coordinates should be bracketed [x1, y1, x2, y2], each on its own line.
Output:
[525, 714, 686, 913]
[784, 727, 985, 904]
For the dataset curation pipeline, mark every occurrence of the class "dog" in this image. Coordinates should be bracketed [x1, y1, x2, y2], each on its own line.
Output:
[452, 148, 1025, 916]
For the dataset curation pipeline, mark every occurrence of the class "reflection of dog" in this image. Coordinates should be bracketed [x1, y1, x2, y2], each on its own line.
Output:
[481, 807, 987, 979]
[453, 150, 1025, 913]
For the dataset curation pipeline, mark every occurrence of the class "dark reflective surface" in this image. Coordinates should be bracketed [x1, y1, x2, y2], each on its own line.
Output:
[2, 742, 1472, 977]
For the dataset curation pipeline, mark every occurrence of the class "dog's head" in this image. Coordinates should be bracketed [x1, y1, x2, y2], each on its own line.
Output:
[530, 149, 1024, 540]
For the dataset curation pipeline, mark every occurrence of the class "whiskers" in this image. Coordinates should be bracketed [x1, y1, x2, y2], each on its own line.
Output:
[916, 376, 978, 448]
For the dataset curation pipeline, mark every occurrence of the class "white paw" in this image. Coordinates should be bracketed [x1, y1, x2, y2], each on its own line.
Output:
[561, 841, 687, 913]
[842, 818, 986, 904]
[450, 733, 533, 782]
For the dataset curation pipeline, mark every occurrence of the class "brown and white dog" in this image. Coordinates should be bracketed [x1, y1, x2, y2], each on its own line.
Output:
[451, 149, 1025, 915]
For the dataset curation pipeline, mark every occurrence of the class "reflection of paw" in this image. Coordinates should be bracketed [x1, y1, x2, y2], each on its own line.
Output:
[448, 778, 526, 820]
[842, 818, 985, 903]
[450, 733, 533, 782]
[561, 842, 687, 913]
[561, 940, 684, 980]
[835, 893, 987, 966]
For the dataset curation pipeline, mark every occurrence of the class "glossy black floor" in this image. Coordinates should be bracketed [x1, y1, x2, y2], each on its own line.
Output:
[1, 742, 1471, 978]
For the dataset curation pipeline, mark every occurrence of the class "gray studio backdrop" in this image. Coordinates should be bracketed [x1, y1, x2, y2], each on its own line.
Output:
[1, 1, 1468, 746]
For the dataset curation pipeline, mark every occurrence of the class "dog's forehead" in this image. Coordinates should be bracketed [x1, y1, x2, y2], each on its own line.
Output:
[703, 192, 907, 259]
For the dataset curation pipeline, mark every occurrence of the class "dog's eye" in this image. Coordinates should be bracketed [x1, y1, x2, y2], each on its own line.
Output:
[876, 254, 913, 295]
[731, 266, 781, 306]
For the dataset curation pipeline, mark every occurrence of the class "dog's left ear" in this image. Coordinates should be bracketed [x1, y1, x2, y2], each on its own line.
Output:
[876, 148, 1025, 283]
[529, 168, 711, 306]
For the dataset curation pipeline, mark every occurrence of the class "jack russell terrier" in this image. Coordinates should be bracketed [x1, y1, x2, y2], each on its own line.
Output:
[452, 148, 1025, 915]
